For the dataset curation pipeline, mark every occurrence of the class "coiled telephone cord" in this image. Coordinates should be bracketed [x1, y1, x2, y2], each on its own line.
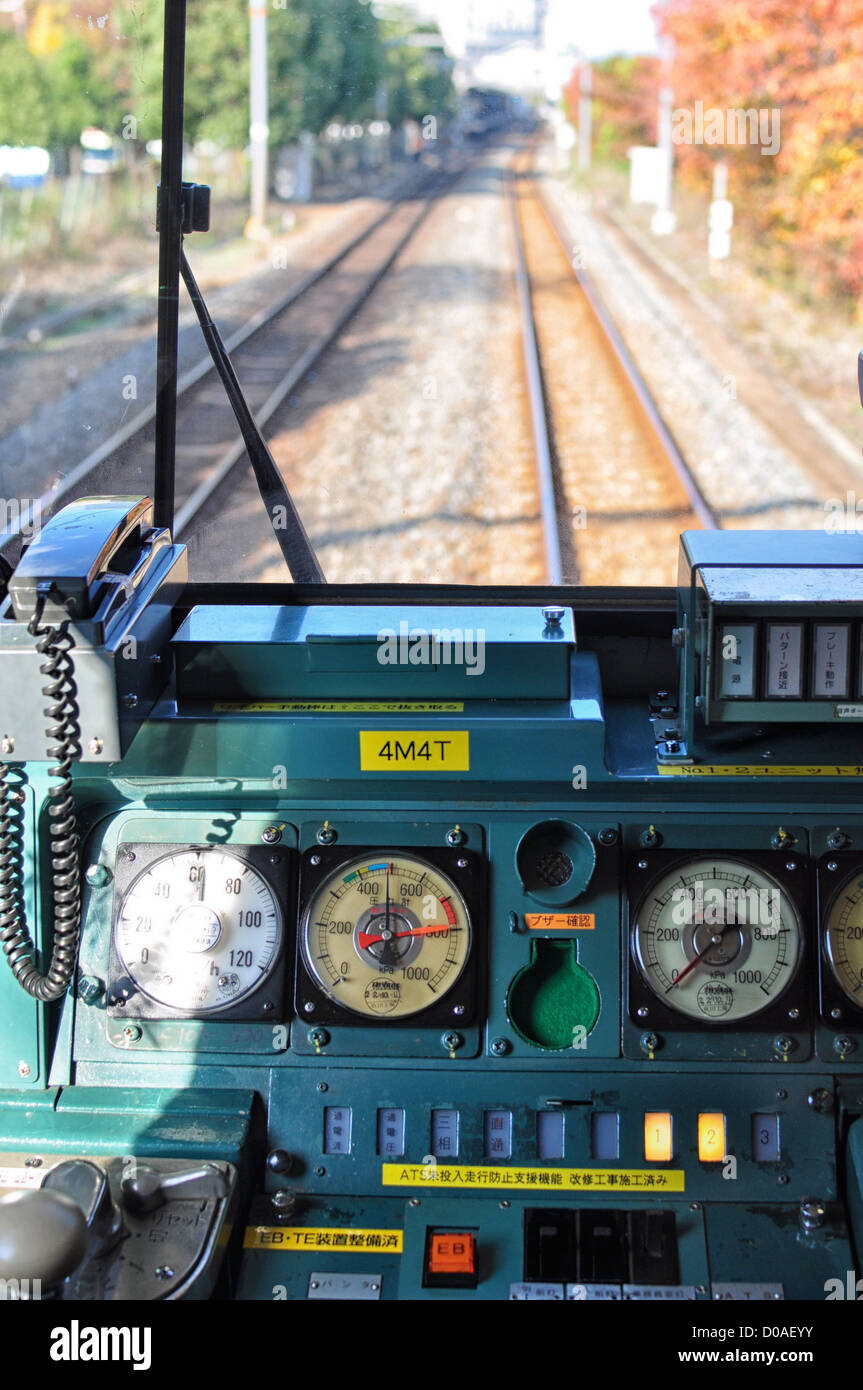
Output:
[0, 601, 82, 1001]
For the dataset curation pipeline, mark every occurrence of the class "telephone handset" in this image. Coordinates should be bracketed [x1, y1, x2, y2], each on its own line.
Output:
[7, 495, 163, 626]
[0, 497, 178, 1001]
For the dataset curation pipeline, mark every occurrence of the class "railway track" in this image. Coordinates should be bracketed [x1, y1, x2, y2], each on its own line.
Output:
[510, 151, 718, 586]
[0, 160, 463, 559]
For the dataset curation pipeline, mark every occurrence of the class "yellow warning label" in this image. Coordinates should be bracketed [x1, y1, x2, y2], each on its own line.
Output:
[381, 1164, 684, 1193]
[525, 913, 595, 930]
[213, 701, 464, 713]
[360, 731, 469, 771]
[658, 764, 863, 777]
[243, 1226, 403, 1252]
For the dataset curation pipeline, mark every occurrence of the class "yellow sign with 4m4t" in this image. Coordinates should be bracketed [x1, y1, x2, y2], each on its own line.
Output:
[360, 730, 469, 772]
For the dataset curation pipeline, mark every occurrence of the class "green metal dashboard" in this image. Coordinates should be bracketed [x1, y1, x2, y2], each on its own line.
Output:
[1, 508, 863, 1303]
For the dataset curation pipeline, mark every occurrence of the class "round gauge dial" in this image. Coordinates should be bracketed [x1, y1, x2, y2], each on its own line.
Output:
[631, 857, 802, 1024]
[301, 853, 472, 1020]
[823, 865, 863, 1010]
[115, 849, 283, 1014]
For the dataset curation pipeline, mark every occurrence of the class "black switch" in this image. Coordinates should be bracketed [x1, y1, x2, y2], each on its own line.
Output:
[627, 1210, 679, 1285]
[577, 1209, 627, 1283]
[523, 1208, 575, 1282]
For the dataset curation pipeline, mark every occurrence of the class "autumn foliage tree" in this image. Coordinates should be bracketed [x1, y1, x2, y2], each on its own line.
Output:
[564, 56, 659, 166]
[653, 0, 863, 299]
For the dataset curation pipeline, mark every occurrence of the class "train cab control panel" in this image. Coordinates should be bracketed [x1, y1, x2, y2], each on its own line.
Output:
[1, 501, 863, 1302]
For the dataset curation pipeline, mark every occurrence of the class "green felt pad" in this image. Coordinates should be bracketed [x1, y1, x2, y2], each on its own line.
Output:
[507, 939, 600, 1050]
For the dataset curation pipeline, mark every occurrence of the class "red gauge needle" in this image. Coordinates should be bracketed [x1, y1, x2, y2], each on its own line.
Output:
[357, 922, 449, 950]
[666, 919, 736, 993]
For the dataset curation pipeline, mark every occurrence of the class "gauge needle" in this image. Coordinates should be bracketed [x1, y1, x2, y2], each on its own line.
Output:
[358, 921, 449, 950]
[665, 918, 736, 993]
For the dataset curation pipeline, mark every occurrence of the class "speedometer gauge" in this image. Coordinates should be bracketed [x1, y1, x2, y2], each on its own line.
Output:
[114, 847, 284, 1015]
[630, 857, 803, 1025]
[299, 852, 474, 1021]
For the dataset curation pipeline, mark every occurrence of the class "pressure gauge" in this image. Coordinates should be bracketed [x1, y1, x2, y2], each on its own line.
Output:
[630, 856, 803, 1025]
[113, 847, 284, 1016]
[822, 861, 863, 1012]
[299, 851, 474, 1021]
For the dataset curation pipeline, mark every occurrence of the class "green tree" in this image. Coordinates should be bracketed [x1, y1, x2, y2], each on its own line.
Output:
[42, 36, 122, 147]
[130, 0, 384, 149]
[378, 6, 455, 126]
[0, 29, 52, 146]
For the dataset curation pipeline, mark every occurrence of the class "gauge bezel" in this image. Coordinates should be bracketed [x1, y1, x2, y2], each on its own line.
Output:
[626, 851, 810, 1031]
[107, 842, 291, 1021]
[818, 853, 863, 1025]
[295, 844, 484, 1027]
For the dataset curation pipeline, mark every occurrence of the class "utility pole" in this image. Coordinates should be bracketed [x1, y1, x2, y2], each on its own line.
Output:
[651, 36, 676, 235]
[248, 0, 269, 236]
[578, 60, 592, 173]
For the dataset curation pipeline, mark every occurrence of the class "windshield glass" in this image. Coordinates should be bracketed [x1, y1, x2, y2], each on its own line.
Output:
[1, 1, 860, 587]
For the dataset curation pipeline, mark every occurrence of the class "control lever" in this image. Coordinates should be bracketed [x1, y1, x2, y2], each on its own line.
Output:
[44, 1159, 124, 1252]
[0, 1188, 88, 1290]
[122, 1162, 228, 1215]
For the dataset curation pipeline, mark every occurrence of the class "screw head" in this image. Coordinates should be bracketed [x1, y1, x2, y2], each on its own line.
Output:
[0, 736, 14, 756]
[309, 854, 321, 867]
[317, 1082, 328, 1092]
[17, 1061, 31, 1078]
[773, 1034, 795, 1055]
[314, 1166, 326, 1178]
[309, 1027, 330, 1047]
[261, 825, 282, 845]
[808, 1088, 833, 1114]
[122, 1025, 142, 1043]
[267, 1149, 294, 1175]
[24, 1156, 42, 1168]
[271, 1190, 297, 1216]
[490, 1036, 511, 1056]
[85, 863, 111, 887]
[597, 827, 618, 846]
[452, 1003, 465, 1016]
[154, 1266, 175, 1280]
[123, 693, 139, 710]
[408, 1197, 421, 1208]
[87, 737, 103, 755]
[787, 1007, 800, 1021]
[442, 1031, 464, 1052]
[640, 1031, 660, 1053]
[303, 1002, 315, 1014]
[636, 859, 648, 870]
[830, 1006, 842, 1021]
[636, 1006, 648, 1020]
[316, 823, 336, 845]
[445, 826, 466, 847]
[834, 1034, 856, 1057]
[456, 857, 468, 869]
[499, 1200, 511, 1209]
[542, 605, 565, 627]
[76, 975, 104, 1003]
[827, 830, 849, 850]
[826, 860, 839, 872]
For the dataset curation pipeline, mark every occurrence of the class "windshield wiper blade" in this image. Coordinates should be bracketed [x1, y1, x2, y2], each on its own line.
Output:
[179, 248, 326, 584]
